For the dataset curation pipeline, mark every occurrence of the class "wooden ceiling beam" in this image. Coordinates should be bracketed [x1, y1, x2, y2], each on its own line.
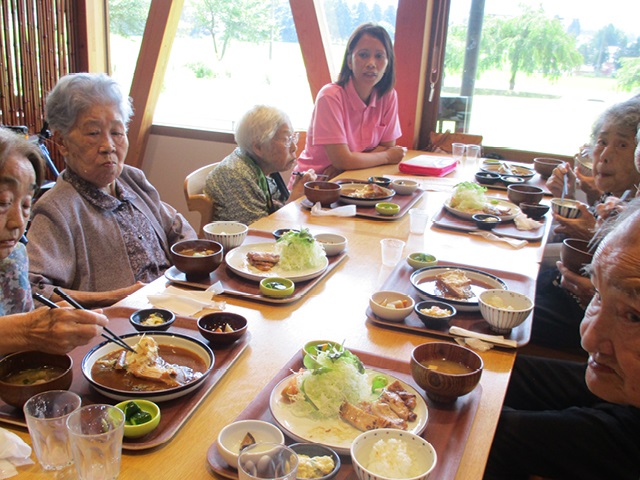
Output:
[125, 0, 184, 168]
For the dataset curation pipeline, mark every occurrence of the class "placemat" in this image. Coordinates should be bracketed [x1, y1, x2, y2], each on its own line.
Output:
[206, 349, 482, 480]
[301, 189, 425, 220]
[0, 306, 249, 451]
[367, 261, 534, 346]
[165, 230, 347, 304]
[432, 207, 547, 241]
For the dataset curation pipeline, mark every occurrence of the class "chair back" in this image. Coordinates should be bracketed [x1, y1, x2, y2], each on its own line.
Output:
[183, 162, 219, 237]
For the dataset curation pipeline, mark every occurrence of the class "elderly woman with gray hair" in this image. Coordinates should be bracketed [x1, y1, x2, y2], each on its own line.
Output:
[204, 105, 316, 225]
[27, 73, 196, 308]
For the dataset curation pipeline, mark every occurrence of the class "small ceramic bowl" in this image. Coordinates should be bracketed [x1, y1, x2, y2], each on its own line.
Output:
[217, 419, 285, 469]
[115, 399, 161, 438]
[259, 277, 295, 297]
[414, 300, 456, 329]
[289, 443, 341, 480]
[551, 198, 582, 219]
[202, 221, 248, 251]
[170, 239, 224, 277]
[197, 312, 248, 346]
[406, 252, 438, 270]
[391, 179, 419, 195]
[500, 175, 526, 185]
[272, 228, 300, 240]
[475, 171, 501, 185]
[375, 202, 400, 216]
[519, 202, 550, 220]
[351, 429, 437, 480]
[478, 289, 533, 334]
[302, 340, 344, 369]
[472, 213, 501, 230]
[368, 176, 392, 188]
[410, 342, 483, 404]
[129, 308, 176, 332]
[369, 291, 415, 322]
[314, 233, 348, 256]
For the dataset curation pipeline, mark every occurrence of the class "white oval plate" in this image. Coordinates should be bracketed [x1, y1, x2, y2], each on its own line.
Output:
[444, 197, 521, 221]
[339, 183, 395, 206]
[269, 370, 428, 456]
[410, 266, 508, 312]
[225, 243, 328, 282]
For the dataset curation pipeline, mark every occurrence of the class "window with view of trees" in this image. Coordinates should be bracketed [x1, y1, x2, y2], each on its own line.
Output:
[442, 0, 640, 155]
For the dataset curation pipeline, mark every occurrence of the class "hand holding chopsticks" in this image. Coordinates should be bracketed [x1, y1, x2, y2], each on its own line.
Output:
[44, 288, 136, 353]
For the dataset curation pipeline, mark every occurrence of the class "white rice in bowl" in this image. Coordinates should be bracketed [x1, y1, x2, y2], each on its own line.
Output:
[367, 438, 420, 479]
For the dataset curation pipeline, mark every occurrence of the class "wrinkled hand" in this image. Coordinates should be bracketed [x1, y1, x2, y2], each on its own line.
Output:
[557, 261, 595, 309]
[546, 163, 576, 199]
[26, 307, 109, 354]
[385, 146, 407, 165]
[575, 168, 600, 204]
[552, 203, 596, 240]
[594, 195, 627, 230]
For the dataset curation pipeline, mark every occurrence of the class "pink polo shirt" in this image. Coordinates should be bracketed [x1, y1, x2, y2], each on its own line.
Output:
[294, 78, 402, 176]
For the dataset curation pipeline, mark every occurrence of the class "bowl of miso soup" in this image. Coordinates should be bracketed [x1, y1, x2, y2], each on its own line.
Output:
[170, 239, 224, 278]
[410, 342, 483, 404]
[0, 352, 73, 408]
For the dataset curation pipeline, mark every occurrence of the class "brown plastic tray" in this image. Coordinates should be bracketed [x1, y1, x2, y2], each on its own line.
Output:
[301, 188, 425, 220]
[165, 230, 347, 304]
[432, 207, 547, 241]
[0, 306, 249, 451]
[474, 163, 552, 195]
[366, 261, 534, 346]
[206, 349, 481, 480]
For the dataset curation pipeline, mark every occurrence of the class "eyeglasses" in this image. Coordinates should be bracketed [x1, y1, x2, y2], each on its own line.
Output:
[283, 132, 300, 148]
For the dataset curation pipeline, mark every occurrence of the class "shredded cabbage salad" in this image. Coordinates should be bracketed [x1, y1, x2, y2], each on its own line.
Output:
[275, 228, 326, 271]
[450, 181, 488, 212]
[287, 346, 384, 419]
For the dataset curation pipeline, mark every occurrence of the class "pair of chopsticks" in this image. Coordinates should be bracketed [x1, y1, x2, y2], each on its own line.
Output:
[292, 171, 328, 180]
[32, 289, 136, 353]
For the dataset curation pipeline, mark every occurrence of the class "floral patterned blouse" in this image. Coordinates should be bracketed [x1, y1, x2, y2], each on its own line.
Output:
[0, 243, 33, 315]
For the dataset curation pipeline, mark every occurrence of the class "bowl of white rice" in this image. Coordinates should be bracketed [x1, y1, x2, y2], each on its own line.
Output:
[350, 428, 437, 480]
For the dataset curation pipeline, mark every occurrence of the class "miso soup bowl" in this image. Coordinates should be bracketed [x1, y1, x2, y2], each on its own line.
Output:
[82, 332, 214, 402]
[0, 352, 73, 409]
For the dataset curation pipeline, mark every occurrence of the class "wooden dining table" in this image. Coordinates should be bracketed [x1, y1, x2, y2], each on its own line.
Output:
[7, 151, 552, 479]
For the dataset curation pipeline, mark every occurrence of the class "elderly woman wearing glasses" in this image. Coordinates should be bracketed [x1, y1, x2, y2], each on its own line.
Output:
[204, 105, 316, 225]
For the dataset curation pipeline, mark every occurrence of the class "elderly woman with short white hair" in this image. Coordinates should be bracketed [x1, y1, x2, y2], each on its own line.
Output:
[27, 73, 196, 308]
[204, 105, 316, 225]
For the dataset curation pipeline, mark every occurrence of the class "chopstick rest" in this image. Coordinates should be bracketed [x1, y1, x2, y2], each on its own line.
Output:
[449, 326, 518, 349]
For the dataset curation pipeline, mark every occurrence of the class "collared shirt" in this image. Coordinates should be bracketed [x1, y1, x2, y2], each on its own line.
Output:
[63, 169, 169, 283]
[295, 78, 402, 175]
[0, 243, 33, 315]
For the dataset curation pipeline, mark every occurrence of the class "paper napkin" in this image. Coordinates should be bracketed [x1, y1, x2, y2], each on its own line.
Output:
[0, 428, 33, 479]
[310, 202, 356, 217]
[148, 284, 226, 317]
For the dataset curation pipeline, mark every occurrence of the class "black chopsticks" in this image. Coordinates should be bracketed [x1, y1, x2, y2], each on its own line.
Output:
[33, 288, 136, 353]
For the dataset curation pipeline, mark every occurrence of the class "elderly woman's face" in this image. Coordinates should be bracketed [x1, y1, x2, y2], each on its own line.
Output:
[580, 226, 640, 407]
[0, 154, 36, 260]
[58, 103, 128, 191]
[592, 121, 640, 195]
[255, 124, 297, 174]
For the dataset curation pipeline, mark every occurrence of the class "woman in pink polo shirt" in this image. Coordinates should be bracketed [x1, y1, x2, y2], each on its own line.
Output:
[292, 23, 406, 181]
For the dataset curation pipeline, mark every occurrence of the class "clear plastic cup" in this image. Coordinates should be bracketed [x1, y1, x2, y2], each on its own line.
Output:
[23, 390, 82, 471]
[452, 143, 466, 163]
[466, 144, 481, 165]
[380, 238, 406, 266]
[409, 208, 430, 234]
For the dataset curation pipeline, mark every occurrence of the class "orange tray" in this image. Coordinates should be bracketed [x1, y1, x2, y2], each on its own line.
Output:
[0, 306, 249, 451]
[366, 261, 534, 347]
[206, 349, 481, 480]
[165, 230, 347, 304]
